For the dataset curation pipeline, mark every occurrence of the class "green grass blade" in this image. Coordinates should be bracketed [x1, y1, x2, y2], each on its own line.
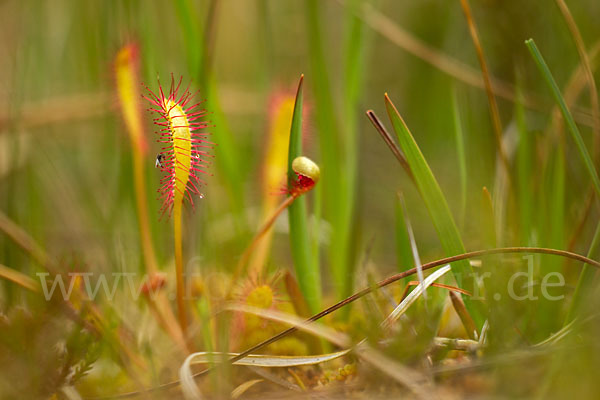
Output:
[397, 193, 426, 298]
[306, 0, 348, 301]
[515, 82, 533, 245]
[395, 194, 413, 273]
[288, 75, 321, 314]
[451, 88, 467, 228]
[384, 94, 484, 328]
[565, 222, 600, 324]
[205, 83, 245, 214]
[525, 38, 600, 197]
[525, 39, 600, 328]
[173, 0, 201, 74]
[481, 187, 497, 247]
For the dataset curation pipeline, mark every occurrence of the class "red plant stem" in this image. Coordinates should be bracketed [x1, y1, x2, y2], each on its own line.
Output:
[230, 194, 297, 288]
[173, 200, 188, 340]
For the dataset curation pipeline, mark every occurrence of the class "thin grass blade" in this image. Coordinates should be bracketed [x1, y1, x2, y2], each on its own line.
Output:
[525, 39, 600, 196]
[397, 193, 426, 299]
[451, 88, 468, 228]
[180, 352, 204, 400]
[395, 193, 414, 274]
[515, 82, 534, 244]
[231, 380, 263, 399]
[306, 0, 349, 301]
[565, 222, 600, 324]
[186, 350, 350, 368]
[287, 75, 321, 313]
[227, 303, 350, 348]
[384, 94, 483, 327]
[525, 39, 600, 328]
[382, 264, 451, 328]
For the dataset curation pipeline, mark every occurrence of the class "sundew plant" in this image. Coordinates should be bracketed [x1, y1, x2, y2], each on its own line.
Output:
[144, 75, 211, 339]
[1, 1, 600, 399]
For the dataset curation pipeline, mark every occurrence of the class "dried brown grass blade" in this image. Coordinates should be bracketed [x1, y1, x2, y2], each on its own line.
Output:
[0, 263, 39, 292]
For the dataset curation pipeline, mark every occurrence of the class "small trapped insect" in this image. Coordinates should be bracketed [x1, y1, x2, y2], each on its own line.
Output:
[155, 154, 164, 169]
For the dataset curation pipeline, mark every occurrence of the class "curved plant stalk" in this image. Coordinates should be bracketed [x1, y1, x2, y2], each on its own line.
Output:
[217, 247, 600, 375]
[180, 348, 350, 399]
[230, 161, 321, 293]
[533, 319, 575, 348]
[232, 280, 447, 400]
[184, 349, 350, 368]
[228, 303, 433, 399]
[227, 303, 351, 348]
[400, 281, 471, 302]
[231, 195, 295, 287]
[98, 246, 600, 399]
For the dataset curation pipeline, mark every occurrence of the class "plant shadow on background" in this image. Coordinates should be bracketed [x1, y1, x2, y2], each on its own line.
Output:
[1, 0, 600, 398]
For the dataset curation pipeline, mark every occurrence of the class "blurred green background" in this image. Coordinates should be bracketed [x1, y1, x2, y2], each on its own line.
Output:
[1, 0, 599, 288]
[2, 0, 600, 397]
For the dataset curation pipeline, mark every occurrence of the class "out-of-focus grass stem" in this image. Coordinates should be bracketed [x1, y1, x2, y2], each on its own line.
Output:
[526, 39, 600, 196]
[114, 45, 158, 274]
[306, 0, 344, 300]
[565, 223, 600, 324]
[526, 38, 600, 327]
[515, 82, 533, 244]
[174, 0, 244, 221]
[555, 0, 600, 164]
[451, 88, 467, 228]
[459, 0, 512, 188]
